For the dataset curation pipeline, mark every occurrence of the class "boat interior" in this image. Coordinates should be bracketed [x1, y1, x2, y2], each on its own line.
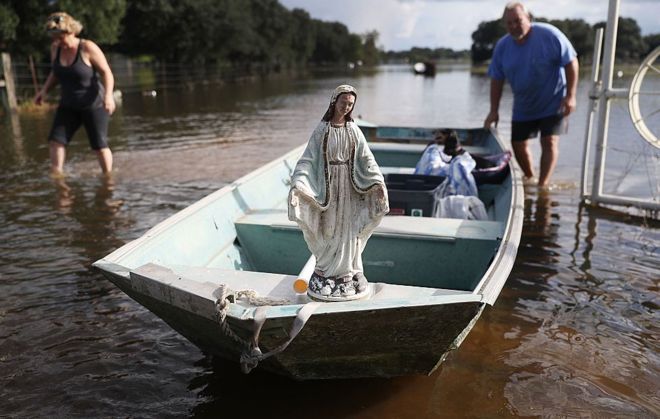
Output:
[110, 127, 513, 301]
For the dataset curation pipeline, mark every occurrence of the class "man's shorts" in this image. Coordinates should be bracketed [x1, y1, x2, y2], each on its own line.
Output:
[48, 105, 110, 150]
[511, 114, 566, 142]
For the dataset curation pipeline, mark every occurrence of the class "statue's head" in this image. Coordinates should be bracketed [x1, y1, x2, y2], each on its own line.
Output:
[322, 85, 358, 122]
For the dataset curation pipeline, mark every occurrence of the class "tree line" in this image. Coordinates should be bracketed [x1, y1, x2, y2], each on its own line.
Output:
[471, 16, 659, 64]
[0, 1, 657, 68]
[0, 0, 380, 67]
[383, 47, 470, 64]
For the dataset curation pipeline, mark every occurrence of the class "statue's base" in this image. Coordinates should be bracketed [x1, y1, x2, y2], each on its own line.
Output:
[307, 284, 373, 302]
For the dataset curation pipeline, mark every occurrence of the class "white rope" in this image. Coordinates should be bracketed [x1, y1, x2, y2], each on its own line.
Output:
[234, 289, 291, 306]
[239, 302, 321, 373]
[213, 284, 249, 347]
[212, 284, 320, 374]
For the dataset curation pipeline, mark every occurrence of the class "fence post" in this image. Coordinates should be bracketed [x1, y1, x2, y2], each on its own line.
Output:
[28, 55, 40, 96]
[1, 52, 19, 112]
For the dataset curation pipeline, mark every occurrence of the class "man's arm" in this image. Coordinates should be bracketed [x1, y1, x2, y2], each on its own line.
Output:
[484, 78, 505, 128]
[560, 57, 579, 116]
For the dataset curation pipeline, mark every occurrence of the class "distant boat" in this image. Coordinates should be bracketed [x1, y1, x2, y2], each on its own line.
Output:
[93, 120, 523, 380]
[413, 61, 436, 76]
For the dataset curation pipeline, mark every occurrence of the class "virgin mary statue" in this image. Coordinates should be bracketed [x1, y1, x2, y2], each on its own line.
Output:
[288, 85, 389, 301]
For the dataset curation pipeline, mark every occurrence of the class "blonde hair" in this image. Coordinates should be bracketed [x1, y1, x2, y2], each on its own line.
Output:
[45, 12, 83, 36]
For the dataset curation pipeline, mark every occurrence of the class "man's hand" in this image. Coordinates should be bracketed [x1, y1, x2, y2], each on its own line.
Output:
[560, 95, 576, 116]
[484, 111, 499, 129]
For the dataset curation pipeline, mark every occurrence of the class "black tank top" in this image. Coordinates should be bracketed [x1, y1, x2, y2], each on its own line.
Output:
[53, 39, 103, 109]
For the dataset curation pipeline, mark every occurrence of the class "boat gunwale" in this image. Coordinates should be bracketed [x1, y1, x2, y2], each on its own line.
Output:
[122, 262, 485, 322]
[93, 144, 307, 267]
[471, 127, 524, 305]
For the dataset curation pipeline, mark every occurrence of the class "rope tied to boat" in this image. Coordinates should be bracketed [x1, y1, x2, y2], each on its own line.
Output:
[213, 284, 321, 374]
[213, 284, 249, 347]
[234, 289, 290, 306]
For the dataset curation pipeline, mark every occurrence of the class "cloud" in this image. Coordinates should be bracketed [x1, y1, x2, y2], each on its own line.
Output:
[398, 0, 658, 2]
[279, 0, 660, 51]
[394, 2, 423, 39]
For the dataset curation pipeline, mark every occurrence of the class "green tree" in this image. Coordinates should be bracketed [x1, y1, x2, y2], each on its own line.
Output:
[312, 21, 351, 64]
[56, 0, 126, 45]
[119, 0, 239, 63]
[543, 18, 594, 60]
[2, 0, 383, 70]
[0, 3, 19, 48]
[248, 0, 294, 66]
[346, 33, 362, 63]
[221, 1, 260, 63]
[290, 8, 316, 64]
[116, 0, 174, 58]
[595, 17, 647, 61]
[361, 31, 380, 66]
[471, 16, 647, 64]
[1, 0, 51, 59]
[118, 0, 383, 67]
[0, 0, 125, 60]
[643, 33, 660, 55]
[470, 19, 505, 63]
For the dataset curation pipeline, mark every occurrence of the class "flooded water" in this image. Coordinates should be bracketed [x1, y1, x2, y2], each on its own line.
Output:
[1, 64, 658, 418]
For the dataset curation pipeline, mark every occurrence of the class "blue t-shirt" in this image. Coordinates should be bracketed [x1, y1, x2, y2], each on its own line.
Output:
[488, 22, 577, 121]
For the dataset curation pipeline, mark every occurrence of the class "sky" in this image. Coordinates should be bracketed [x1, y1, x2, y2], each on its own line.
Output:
[278, 0, 660, 51]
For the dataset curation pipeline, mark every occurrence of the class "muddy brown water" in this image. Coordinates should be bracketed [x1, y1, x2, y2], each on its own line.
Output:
[1, 65, 658, 417]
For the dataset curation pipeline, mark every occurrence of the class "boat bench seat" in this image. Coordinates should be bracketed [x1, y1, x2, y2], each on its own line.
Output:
[236, 209, 502, 242]
[370, 143, 493, 168]
[234, 210, 504, 290]
[370, 142, 492, 155]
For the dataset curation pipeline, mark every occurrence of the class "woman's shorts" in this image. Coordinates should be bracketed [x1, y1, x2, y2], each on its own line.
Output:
[511, 114, 566, 142]
[48, 105, 110, 150]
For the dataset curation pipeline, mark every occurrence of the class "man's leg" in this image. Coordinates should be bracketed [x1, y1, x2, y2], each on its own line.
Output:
[95, 147, 113, 173]
[511, 139, 535, 179]
[49, 141, 66, 176]
[538, 135, 559, 187]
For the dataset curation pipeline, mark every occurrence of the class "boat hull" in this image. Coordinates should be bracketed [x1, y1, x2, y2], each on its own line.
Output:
[93, 122, 523, 380]
[100, 269, 483, 380]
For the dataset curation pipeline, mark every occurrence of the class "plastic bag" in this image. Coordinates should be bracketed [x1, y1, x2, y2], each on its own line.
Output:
[434, 152, 479, 198]
[414, 145, 449, 176]
[429, 152, 485, 219]
[415, 145, 486, 219]
[432, 195, 488, 220]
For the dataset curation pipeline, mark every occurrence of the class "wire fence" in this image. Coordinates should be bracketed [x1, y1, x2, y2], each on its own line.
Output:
[6, 54, 297, 104]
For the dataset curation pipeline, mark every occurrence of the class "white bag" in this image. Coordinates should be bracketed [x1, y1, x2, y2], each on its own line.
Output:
[432, 195, 488, 220]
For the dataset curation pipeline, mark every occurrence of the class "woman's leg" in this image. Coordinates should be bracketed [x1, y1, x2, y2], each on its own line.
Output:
[49, 141, 66, 176]
[95, 147, 113, 173]
[83, 106, 112, 173]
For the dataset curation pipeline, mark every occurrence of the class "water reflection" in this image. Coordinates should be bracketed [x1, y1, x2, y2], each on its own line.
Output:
[51, 175, 125, 252]
[8, 111, 24, 148]
[1, 65, 658, 418]
[53, 175, 74, 214]
[523, 187, 559, 239]
[502, 190, 659, 417]
[189, 356, 441, 419]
